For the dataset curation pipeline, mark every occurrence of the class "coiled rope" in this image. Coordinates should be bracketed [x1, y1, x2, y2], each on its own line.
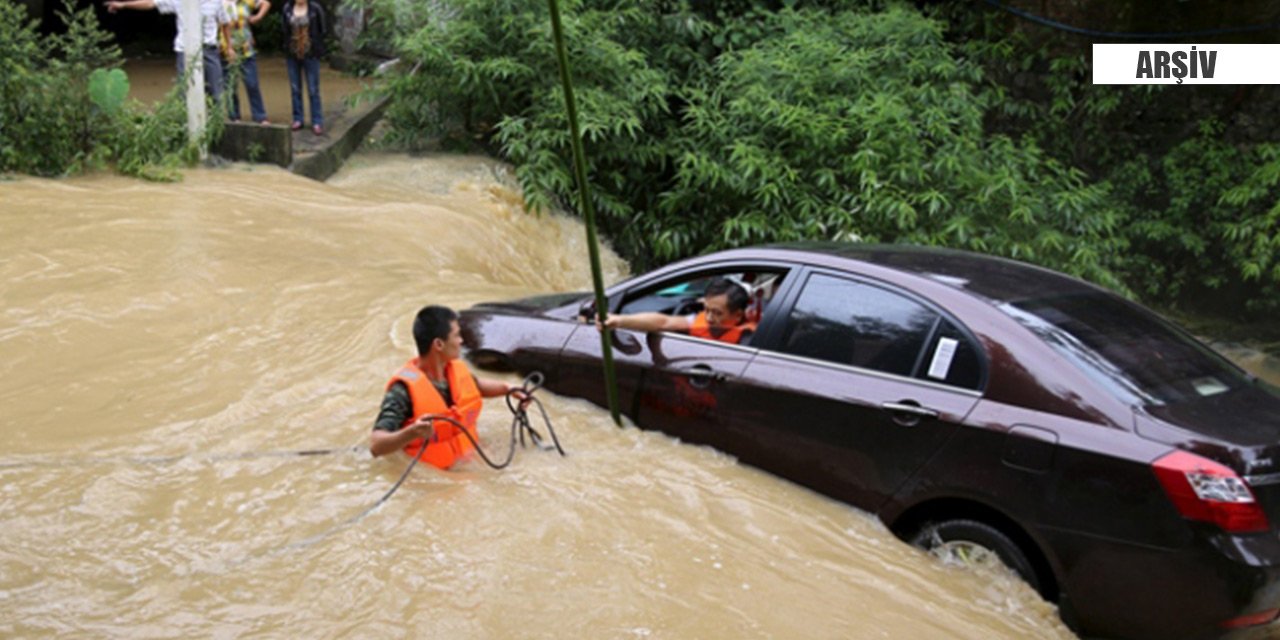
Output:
[363, 371, 562, 516]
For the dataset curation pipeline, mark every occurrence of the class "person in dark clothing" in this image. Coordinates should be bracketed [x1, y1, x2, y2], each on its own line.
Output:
[280, 0, 326, 134]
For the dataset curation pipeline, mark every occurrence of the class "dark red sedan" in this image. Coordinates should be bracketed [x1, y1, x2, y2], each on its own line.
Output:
[458, 243, 1280, 640]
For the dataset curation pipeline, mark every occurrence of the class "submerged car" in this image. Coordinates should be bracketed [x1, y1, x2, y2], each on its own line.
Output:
[458, 243, 1280, 640]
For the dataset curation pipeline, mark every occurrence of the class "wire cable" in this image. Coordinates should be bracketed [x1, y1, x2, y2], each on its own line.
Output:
[978, 0, 1280, 40]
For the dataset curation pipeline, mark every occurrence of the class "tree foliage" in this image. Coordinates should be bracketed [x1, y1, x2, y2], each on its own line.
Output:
[660, 8, 1123, 289]
[372, 0, 1276, 316]
[0, 0, 217, 180]
[942, 4, 1280, 316]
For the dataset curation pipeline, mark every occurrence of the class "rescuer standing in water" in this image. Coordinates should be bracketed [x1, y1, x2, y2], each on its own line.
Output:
[370, 305, 524, 469]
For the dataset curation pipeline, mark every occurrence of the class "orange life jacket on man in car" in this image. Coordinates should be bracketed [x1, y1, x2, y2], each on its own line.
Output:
[688, 311, 757, 345]
[387, 358, 483, 470]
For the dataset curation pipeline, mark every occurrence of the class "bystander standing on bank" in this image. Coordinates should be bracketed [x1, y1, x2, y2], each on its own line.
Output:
[220, 0, 271, 125]
[105, 0, 229, 103]
[280, 0, 326, 135]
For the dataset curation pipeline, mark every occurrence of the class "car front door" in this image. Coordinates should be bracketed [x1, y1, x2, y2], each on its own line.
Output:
[558, 264, 790, 441]
[723, 270, 985, 511]
[629, 331, 757, 447]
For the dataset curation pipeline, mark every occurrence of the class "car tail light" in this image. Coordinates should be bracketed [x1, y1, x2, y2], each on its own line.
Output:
[1152, 450, 1270, 533]
[1220, 608, 1280, 630]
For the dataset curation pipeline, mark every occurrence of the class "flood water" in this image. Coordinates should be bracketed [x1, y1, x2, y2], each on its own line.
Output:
[6, 152, 1246, 639]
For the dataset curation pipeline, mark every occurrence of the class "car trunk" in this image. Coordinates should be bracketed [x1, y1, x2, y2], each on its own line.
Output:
[1136, 382, 1280, 522]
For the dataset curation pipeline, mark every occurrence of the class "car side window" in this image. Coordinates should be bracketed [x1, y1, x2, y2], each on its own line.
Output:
[614, 269, 788, 345]
[617, 278, 707, 317]
[778, 274, 940, 378]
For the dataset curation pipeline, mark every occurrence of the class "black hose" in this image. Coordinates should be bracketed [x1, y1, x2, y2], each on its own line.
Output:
[338, 373, 563, 524]
[978, 0, 1280, 40]
[2, 374, 560, 472]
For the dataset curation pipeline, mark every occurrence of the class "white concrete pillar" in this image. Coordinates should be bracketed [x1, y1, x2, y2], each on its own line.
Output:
[181, 0, 206, 158]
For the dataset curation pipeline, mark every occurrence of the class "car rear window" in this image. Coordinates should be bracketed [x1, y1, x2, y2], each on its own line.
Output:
[1001, 292, 1251, 407]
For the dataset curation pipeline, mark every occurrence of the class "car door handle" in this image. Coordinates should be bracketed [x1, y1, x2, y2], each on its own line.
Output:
[680, 364, 727, 388]
[880, 402, 939, 419]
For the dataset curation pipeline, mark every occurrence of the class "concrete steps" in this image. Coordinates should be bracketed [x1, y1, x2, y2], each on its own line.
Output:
[214, 94, 390, 181]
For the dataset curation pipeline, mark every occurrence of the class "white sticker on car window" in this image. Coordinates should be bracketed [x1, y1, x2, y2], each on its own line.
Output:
[927, 337, 959, 380]
[1191, 376, 1229, 396]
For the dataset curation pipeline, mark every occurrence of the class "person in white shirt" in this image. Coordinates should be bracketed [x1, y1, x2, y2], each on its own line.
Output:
[105, 0, 230, 106]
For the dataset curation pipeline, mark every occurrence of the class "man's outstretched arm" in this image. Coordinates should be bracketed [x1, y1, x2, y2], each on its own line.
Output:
[105, 0, 158, 13]
[601, 312, 691, 334]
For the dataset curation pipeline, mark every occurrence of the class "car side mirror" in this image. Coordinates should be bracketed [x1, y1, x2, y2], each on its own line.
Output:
[579, 293, 623, 323]
[578, 299, 596, 323]
[611, 330, 642, 355]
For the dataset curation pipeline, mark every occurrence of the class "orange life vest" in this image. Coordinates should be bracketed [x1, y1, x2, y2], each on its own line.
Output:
[688, 311, 757, 344]
[387, 358, 483, 470]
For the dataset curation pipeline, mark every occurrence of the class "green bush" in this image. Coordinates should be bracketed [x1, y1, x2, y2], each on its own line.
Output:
[109, 83, 213, 181]
[1117, 126, 1280, 315]
[939, 3, 1280, 317]
[374, 0, 1124, 281]
[1, 1, 92, 175]
[0, 0, 218, 180]
[659, 8, 1124, 288]
[372, 0, 1276, 317]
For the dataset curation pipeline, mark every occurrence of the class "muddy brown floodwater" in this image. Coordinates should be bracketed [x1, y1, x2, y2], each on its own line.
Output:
[11, 151, 1251, 638]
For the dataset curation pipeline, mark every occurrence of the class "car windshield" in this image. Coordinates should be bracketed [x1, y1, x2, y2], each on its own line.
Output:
[1000, 292, 1251, 407]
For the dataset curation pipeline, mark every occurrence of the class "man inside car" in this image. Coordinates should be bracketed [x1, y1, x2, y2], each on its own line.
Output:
[599, 277, 757, 345]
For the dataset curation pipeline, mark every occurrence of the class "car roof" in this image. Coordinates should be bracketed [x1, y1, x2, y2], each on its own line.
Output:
[734, 242, 1105, 305]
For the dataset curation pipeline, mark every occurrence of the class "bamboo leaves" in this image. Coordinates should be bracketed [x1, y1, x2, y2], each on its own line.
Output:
[376, 0, 1279, 316]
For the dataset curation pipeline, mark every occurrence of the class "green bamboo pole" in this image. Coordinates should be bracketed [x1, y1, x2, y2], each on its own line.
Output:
[546, 0, 622, 426]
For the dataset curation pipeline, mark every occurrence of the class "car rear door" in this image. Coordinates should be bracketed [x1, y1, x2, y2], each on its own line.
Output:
[723, 269, 985, 511]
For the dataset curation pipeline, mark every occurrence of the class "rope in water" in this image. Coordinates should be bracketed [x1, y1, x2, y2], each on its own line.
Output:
[0, 446, 365, 470]
[0, 374, 560, 472]
[363, 371, 562, 515]
[259, 371, 563, 559]
[3, 372, 564, 564]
